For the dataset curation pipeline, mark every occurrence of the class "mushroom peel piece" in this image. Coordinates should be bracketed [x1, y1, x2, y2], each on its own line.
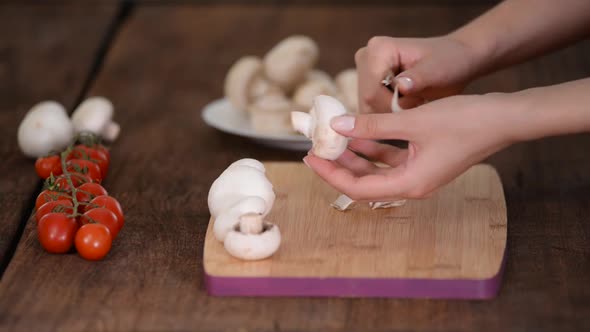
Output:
[248, 94, 299, 135]
[213, 196, 268, 241]
[293, 79, 339, 110]
[291, 95, 348, 160]
[208, 159, 276, 220]
[17, 101, 74, 158]
[71, 97, 120, 142]
[224, 218, 281, 261]
[335, 69, 359, 114]
[224, 56, 283, 111]
[263, 35, 319, 92]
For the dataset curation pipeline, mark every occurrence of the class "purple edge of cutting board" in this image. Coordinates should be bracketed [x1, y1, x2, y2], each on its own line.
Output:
[204, 247, 508, 299]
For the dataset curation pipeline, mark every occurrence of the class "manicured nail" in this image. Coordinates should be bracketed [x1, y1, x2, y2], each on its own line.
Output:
[395, 76, 413, 91]
[331, 116, 355, 132]
[302, 157, 311, 168]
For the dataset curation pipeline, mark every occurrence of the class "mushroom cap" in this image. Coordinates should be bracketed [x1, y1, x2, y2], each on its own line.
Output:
[293, 79, 338, 109]
[213, 196, 268, 241]
[335, 69, 358, 113]
[71, 96, 114, 135]
[309, 95, 349, 160]
[263, 35, 319, 91]
[17, 101, 73, 158]
[223, 223, 281, 260]
[229, 158, 266, 173]
[224, 56, 263, 111]
[208, 160, 275, 219]
[307, 70, 333, 85]
[248, 95, 299, 135]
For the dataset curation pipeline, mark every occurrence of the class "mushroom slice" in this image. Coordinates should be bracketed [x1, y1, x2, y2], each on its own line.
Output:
[224, 216, 281, 261]
[17, 101, 74, 158]
[291, 95, 348, 160]
[263, 35, 319, 92]
[331, 194, 356, 211]
[71, 97, 120, 142]
[335, 69, 358, 114]
[248, 94, 299, 135]
[369, 200, 407, 209]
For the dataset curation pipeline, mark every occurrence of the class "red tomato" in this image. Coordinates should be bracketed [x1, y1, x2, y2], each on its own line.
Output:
[38, 213, 78, 254]
[55, 173, 92, 192]
[66, 159, 102, 183]
[35, 190, 71, 211]
[35, 200, 74, 223]
[68, 145, 109, 178]
[86, 196, 124, 230]
[80, 208, 120, 238]
[75, 183, 108, 206]
[75, 223, 112, 261]
[95, 145, 110, 163]
[34, 155, 62, 179]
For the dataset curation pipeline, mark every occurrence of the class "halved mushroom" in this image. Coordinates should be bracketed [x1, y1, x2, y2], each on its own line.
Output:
[291, 95, 348, 160]
[224, 216, 281, 261]
[224, 56, 283, 111]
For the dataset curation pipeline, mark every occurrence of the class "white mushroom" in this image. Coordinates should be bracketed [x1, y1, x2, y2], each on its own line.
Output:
[293, 76, 338, 110]
[71, 97, 119, 142]
[224, 56, 283, 111]
[17, 101, 74, 158]
[335, 69, 359, 114]
[208, 158, 281, 260]
[291, 95, 348, 160]
[263, 35, 319, 92]
[248, 94, 302, 135]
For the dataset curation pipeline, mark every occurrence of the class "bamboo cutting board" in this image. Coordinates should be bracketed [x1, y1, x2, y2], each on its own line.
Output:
[203, 162, 507, 299]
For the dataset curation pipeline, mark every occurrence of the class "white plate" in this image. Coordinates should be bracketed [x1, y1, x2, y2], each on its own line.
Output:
[201, 98, 312, 151]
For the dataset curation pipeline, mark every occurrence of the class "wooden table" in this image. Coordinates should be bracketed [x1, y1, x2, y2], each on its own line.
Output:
[1, 1, 589, 331]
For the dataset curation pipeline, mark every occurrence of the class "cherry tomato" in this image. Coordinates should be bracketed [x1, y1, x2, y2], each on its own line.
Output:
[75, 223, 112, 261]
[86, 196, 124, 230]
[75, 183, 108, 207]
[35, 200, 74, 223]
[55, 173, 93, 192]
[34, 155, 62, 179]
[66, 159, 102, 183]
[80, 208, 120, 238]
[35, 190, 71, 211]
[38, 213, 78, 254]
[95, 145, 110, 163]
[68, 145, 109, 178]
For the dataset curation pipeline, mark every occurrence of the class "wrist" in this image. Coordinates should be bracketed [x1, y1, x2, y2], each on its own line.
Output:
[447, 28, 498, 78]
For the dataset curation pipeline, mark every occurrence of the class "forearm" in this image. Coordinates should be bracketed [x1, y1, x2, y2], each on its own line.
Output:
[506, 78, 590, 142]
[450, 0, 590, 77]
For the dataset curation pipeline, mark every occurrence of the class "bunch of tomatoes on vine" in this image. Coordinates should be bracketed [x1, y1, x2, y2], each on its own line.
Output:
[34, 134, 124, 261]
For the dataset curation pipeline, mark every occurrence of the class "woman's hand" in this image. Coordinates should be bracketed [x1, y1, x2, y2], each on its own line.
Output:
[355, 35, 486, 114]
[303, 93, 519, 201]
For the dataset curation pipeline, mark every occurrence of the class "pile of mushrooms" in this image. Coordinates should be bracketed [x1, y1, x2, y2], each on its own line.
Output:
[17, 97, 120, 158]
[207, 158, 281, 260]
[224, 35, 358, 135]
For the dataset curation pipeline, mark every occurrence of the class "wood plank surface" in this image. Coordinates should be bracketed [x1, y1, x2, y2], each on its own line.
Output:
[0, 2, 589, 331]
[0, 3, 118, 271]
[204, 163, 506, 280]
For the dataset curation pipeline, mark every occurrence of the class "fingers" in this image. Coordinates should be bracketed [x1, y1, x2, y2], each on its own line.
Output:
[303, 154, 410, 201]
[347, 139, 409, 167]
[355, 37, 398, 113]
[331, 111, 415, 141]
[334, 149, 380, 176]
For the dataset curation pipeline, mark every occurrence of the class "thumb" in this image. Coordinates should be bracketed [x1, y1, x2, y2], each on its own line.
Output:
[330, 113, 413, 141]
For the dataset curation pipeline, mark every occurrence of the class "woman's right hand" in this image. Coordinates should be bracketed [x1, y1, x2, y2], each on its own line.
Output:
[355, 35, 486, 113]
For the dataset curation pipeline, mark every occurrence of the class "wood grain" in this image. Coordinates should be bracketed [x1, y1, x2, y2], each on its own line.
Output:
[0, 2, 589, 331]
[0, 3, 117, 268]
[204, 163, 506, 282]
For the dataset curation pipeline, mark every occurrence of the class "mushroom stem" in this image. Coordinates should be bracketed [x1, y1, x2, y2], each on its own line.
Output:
[290, 111, 312, 138]
[238, 213, 264, 234]
[102, 121, 120, 142]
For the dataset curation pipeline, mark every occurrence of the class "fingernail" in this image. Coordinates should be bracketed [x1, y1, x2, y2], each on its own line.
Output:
[302, 157, 311, 168]
[395, 76, 413, 91]
[331, 116, 355, 132]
